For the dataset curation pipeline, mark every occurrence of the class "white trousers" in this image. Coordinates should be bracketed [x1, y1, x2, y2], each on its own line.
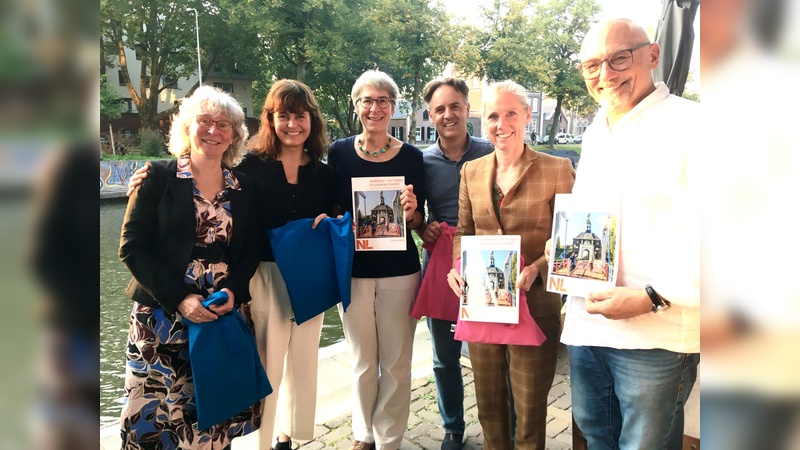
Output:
[250, 262, 324, 448]
[338, 272, 420, 450]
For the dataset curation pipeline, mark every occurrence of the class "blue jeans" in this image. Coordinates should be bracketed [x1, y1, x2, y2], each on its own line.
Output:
[567, 345, 699, 450]
[428, 317, 465, 434]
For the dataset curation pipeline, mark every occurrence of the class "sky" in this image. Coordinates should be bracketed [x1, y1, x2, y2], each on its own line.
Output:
[435, 0, 700, 77]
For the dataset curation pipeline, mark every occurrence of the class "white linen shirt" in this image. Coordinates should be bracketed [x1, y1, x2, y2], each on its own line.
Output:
[560, 83, 700, 354]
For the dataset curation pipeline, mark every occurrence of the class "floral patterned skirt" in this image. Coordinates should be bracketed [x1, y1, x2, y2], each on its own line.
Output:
[120, 302, 262, 449]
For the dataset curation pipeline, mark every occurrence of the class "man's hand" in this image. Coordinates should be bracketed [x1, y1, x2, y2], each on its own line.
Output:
[544, 238, 552, 264]
[517, 264, 540, 292]
[585, 287, 652, 320]
[126, 165, 150, 197]
[419, 221, 443, 244]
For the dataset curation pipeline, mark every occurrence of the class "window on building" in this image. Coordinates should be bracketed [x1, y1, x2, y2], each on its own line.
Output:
[118, 70, 126, 86]
[415, 126, 423, 141]
[428, 127, 436, 142]
[214, 82, 234, 93]
[423, 110, 429, 121]
[530, 97, 539, 113]
[391, 126, 404, 141]
[242, 108, 247, 118]
[122, 99, 133, 113]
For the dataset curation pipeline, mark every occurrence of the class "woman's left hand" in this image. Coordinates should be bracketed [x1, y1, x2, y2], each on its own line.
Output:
[400, 184, 417, 217]
[207, 288, 235, 315]
[312, 213, 329, 229]
[517, 265, 540, 292]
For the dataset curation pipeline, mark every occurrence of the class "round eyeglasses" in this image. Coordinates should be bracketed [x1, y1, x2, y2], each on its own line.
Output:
[577, 42, 651, 80]
[357, 97, 392, 109]
[196, 115, 233, 132]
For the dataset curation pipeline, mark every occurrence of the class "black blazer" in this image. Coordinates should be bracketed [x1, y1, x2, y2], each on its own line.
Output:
[118, 159, 260, 313]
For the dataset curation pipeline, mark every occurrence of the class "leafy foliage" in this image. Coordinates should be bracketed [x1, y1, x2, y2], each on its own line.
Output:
[138, 128, 164, 157]
[100, 74, 125, 120]
[454, 0, 600, 147]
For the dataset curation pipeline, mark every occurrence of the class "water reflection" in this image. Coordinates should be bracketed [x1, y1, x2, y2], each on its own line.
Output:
[99, 200, 345, 427]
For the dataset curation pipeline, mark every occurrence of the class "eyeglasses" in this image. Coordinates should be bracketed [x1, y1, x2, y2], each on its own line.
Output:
[357, 97, 393, 109]
[577, 42, 651, 80]
[196, 115, 233, 132]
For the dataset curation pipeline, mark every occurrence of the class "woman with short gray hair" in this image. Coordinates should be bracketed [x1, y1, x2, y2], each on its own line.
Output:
[328, 69, 426, 450]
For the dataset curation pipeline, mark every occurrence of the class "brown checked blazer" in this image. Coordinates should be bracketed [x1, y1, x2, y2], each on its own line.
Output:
[454, 146, 575, 318]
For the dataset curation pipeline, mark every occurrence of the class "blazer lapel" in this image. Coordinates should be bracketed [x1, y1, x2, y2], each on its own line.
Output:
[167, 176, 196, 231]
[479, 156, 504, 234]
[502, 148, 536, 203]
[227, 188, 244, 255]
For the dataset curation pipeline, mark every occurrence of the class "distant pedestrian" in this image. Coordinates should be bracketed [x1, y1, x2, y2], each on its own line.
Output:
[569, 252, 577, 274]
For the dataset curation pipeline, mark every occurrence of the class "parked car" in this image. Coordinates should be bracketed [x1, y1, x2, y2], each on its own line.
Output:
[573, 134, 583, 144]
[538, 134, 551, 145]
[556, 133, 574, 144]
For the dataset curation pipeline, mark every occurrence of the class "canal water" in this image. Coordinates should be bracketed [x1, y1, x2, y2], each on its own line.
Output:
[99, 199, 345, 428]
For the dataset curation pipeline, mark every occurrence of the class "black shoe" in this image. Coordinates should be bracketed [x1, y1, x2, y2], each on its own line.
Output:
[273, 439, 292, 450]
[441, 432, 464, 450]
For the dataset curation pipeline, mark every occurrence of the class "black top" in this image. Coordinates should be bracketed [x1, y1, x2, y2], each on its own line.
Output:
[119, 159, 260, 312]
[237, 152, 339, 261]
[327, 136, 425, 278]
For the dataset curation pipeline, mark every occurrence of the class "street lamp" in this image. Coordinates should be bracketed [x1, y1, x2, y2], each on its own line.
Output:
[186, 8, 202, 86]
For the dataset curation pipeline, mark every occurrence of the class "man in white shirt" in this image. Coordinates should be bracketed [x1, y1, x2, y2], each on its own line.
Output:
[559, 18, 700, 450]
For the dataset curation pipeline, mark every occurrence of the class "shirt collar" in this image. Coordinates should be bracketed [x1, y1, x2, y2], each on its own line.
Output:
[599, 82, 670, 130]
[176, 155, 241, 190]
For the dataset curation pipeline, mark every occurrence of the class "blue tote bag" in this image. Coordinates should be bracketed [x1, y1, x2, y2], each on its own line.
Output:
[185, 291, 272, 430]
[267, 212, 354, 325]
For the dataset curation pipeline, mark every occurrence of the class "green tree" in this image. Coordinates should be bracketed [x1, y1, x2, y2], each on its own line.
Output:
[101, 0, 259, 131]
[245, 0, 381, 137]
[453, 0, 544, 90]
[529, 0, 600, 147]
[100, 74, 125, 120]
[373, 0, 456, 144]
[454, 0, 599, 147]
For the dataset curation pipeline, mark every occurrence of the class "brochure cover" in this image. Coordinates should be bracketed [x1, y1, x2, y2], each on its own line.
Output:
[352, 176, 407, 251]
[547, 194, 619, 297]
[459, 235, 521, 324]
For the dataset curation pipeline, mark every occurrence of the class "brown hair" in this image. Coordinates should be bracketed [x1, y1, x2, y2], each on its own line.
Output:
[247, 79, 329, 166]
[422, 77, 470, 105]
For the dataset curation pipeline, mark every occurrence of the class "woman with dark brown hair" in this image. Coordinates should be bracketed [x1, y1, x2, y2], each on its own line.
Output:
[239, 79, 340, 450]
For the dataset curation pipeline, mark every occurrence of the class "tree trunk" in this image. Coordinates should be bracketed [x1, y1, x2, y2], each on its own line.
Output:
[407, 74, 421, 145]
[549, 94, 564, 148]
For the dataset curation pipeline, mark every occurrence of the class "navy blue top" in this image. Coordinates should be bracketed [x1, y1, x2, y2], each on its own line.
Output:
[237, 152, 339, 261]
[327, 136, 425, 278]
[422, 134, 494, 225]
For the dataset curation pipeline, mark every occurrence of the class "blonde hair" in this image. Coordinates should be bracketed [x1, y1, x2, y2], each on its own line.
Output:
[168, 85, 248, 168]
[483, 80, 531, 116]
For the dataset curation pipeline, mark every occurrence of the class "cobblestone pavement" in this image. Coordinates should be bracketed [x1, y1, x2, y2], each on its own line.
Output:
[294, 346, 576, 450]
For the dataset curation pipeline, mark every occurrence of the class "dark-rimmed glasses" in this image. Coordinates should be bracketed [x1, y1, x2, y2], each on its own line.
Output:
[196, 115, 233, 132]
[578, 42, 651, 80]
[357, 97, 392, 109]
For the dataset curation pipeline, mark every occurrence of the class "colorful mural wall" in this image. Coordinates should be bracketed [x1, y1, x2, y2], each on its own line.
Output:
[100, 160, 147, 191]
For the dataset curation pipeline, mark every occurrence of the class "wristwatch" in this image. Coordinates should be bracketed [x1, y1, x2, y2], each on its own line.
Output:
[645, 284, 671, 313]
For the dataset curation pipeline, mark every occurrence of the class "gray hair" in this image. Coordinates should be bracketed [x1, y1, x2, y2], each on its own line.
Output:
[168, 85, 248, 168]
[351, 70, 400, 107]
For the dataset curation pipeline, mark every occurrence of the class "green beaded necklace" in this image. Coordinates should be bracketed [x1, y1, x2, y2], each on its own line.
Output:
[358, 137, 392, 157]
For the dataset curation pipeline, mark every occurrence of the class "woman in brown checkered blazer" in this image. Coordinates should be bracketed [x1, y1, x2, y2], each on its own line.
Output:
[447, 80, 575, 450]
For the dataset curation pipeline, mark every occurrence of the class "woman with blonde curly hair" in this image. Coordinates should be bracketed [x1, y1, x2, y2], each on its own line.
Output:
[119, 85, 262, 449]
